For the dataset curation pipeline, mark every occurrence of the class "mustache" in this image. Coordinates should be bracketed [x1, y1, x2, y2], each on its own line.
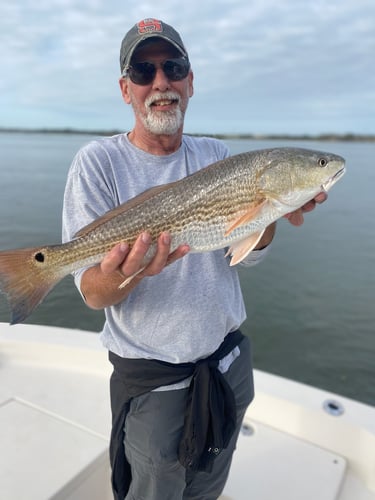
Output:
[145, 92, 181, 108]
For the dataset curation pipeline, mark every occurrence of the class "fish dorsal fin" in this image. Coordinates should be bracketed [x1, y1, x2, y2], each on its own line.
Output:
[75, 182, 176, 238]
[224, 200, 267, 237]
[225, 230, 265, 265]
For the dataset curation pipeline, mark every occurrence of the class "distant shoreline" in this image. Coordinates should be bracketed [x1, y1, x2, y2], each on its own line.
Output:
[0, 127, 374, 142]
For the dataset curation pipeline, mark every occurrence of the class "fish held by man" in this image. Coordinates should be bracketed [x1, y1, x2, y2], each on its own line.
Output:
[0, 147, 345, 325]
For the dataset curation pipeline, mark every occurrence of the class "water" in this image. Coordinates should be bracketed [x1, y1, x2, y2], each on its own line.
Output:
[0, 132, 374, 406]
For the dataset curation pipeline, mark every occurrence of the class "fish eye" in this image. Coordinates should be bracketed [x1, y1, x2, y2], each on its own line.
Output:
[319, 158, 328, 167]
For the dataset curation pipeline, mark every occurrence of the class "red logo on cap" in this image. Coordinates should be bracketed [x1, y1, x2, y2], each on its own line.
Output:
[137, 19, 163, 35]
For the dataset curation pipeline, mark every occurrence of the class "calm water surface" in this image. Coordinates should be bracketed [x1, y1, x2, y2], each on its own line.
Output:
[0, 132, 374, 405]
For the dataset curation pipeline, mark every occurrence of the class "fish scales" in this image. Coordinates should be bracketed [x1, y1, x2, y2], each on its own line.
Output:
[78, 153, 260, 250]
[57, 156, 253, 267]
[0, 147, 345, 324]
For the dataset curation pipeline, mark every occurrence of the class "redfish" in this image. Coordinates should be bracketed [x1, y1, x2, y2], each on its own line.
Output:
[0, 147, 345, 324]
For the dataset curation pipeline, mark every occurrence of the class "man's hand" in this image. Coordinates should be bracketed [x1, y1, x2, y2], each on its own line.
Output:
[101, 231, 190, 283]
[284, 192, 328, 226]
[81, 232, 189, 310]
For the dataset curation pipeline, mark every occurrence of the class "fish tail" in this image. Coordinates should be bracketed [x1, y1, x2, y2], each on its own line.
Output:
[0, 247, 61, 324]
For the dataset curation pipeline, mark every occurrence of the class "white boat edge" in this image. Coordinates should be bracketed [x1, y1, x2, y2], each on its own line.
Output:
[0, 322, 374, 500]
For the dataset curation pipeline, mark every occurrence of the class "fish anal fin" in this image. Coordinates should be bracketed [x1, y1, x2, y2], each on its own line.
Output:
[118, 266, 146, 289]
[224, 201, 266, 237]
[226, 230, 265, 266]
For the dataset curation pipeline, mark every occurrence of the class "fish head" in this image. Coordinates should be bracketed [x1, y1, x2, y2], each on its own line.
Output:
[257, 148, 346, 208]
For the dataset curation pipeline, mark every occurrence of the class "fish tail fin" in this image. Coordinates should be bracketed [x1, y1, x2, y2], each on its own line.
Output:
[0, 247, 61, 324]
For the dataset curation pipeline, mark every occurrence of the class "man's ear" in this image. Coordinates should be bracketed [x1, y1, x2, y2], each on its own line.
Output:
[119, 78, 131, 104]
[188, 71, 194, 98]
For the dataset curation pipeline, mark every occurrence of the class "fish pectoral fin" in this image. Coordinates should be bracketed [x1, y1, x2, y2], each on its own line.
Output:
[224, 201, 266, 237]
[225, 230, 265, 266]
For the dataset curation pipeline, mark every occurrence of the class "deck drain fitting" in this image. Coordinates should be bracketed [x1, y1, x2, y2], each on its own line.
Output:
[323, 399, 345, 416]
[241, 422, 255, 436]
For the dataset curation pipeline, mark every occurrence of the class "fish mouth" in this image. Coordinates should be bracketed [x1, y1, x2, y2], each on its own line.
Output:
[321, 166, 346, 192]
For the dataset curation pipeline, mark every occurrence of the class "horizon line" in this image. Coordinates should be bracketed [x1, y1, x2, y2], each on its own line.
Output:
[0, 126, 374, 142]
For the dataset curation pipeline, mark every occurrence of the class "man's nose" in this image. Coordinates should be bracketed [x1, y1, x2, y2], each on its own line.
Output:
[152, 67, 170, 91]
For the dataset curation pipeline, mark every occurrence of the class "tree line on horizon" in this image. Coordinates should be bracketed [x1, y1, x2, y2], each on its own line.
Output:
[0, 127, 374, 142]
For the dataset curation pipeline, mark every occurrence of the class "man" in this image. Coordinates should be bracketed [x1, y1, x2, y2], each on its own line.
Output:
[62, 18, 326, 500]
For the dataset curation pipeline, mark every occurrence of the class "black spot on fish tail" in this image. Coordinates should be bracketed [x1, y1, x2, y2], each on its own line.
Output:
[0, 247, 61, 324]
[34, 252, 45, 262]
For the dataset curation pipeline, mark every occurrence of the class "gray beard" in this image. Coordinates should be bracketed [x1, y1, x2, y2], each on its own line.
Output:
[142, 107, 184, 135]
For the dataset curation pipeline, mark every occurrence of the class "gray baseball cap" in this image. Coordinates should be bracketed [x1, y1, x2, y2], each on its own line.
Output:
[120, 18, 189, 73]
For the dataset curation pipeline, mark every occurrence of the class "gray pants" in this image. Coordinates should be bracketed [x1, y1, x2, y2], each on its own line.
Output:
[124, 336, 254, 500]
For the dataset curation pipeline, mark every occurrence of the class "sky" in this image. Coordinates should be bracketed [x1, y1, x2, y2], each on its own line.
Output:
[0, 0, 374, 135]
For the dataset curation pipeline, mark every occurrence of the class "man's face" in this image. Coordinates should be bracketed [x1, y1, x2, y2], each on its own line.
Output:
[120, 40, 194, 136]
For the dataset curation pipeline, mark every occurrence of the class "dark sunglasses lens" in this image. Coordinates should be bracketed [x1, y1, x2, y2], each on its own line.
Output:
[129, 62, 156, 85]
[128, 59, 190, 85]
[163, 59, 190, 81]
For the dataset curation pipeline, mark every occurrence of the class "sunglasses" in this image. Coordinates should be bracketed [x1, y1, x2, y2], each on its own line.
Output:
[123, 58, 190, 86]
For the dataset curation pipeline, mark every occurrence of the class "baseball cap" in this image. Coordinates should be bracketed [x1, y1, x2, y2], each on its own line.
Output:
[120, 18, 189, 73]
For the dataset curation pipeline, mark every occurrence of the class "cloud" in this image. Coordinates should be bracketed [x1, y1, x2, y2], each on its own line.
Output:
[0, 0, 374, 133]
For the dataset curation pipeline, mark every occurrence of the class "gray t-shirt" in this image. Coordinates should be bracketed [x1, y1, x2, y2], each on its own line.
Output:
[62, 133, 267, 363]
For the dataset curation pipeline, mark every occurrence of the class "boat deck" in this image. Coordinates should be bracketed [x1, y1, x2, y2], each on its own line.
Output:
[1, 323, 374, 500]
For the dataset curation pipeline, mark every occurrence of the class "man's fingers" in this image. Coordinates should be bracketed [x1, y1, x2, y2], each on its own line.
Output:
[284, 209, 304, 226]
[166, 244, 190, 266]
[284, 191, 329, 226]
[315, 192, 328, 204]
[301, 200, 316, 213]
[101, 232, 190, 282]
[101, 242, 130, 275]
[119, 232, 152, 277]
[144, 233, 190, 275]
